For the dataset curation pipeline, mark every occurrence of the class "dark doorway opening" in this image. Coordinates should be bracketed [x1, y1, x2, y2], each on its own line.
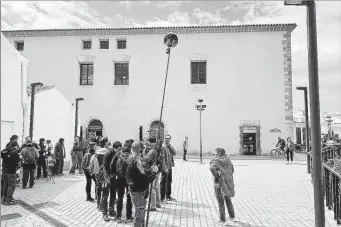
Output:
[242, 133, 256, 155]
[87, 119, 103, 138]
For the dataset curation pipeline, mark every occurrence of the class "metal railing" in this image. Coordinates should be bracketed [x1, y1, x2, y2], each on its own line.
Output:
[307, 149, 341, 225]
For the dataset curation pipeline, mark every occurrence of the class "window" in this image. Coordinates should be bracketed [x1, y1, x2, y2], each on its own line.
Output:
[114, 63, 129, 85]
[80, 63, 94, 85]
[15, 41, 24, 51]
[100, 40, 109, 49]
[83, 40, 92, 49]
[191, 61, 207, 84]
[117, 40, 126, 49]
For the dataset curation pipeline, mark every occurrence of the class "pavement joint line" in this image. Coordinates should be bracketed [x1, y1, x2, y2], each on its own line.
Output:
[0, 213, 22, 221]
[16, 199, 69, 227]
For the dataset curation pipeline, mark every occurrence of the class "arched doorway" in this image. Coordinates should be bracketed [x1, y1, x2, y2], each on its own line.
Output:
[149, 120, 165, 143]
[87, 119, 103, 138]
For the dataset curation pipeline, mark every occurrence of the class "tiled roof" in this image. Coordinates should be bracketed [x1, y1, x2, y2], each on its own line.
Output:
[27, 85, 55, 96]
[1, 23, 297, 37]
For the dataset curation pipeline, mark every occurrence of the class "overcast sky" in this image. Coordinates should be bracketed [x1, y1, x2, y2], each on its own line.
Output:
[1, 1, 340, 116]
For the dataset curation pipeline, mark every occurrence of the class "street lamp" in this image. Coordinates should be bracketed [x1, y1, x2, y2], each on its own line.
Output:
[285, 1, 325, 226]
[296, 87, 310, 171]
[29, 82, 43, 139]
[74, 97, 84, 138]
[195, 98, 206, 164]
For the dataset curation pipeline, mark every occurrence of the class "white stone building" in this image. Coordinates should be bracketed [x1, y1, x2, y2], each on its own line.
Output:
[25, 85, 79, 166]
[2, 24, 296, 155]
[1, 34, 29, 149]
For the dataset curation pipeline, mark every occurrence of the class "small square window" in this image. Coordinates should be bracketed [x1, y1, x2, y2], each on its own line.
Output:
[15, 41, 24, 51]
[191, 61, 207, 84]
[83, 40, 92, 49]
[117, 40, 126, 49]
[100, 40, 109, 49]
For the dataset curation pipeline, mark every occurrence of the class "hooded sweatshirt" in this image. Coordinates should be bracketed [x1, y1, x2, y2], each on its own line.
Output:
[1, 147, 20, 174]
[209, 155, 235, 198]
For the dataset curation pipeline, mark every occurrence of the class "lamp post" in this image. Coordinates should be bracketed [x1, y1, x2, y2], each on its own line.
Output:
[74, 97, 84, 138]
[29, 82, 43, 139]
[297, 86, 310, 172]
[195, 99, 206, 164]
[285, 1, 325, 226]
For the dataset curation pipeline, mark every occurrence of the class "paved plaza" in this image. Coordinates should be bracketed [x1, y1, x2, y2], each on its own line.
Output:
[0, 156, 338, 227]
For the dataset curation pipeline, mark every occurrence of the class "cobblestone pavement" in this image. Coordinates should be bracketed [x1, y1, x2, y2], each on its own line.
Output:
[1, 159, 338, 227]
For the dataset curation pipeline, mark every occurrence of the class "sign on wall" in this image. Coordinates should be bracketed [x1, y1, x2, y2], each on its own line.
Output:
[243, 127, 257, 133]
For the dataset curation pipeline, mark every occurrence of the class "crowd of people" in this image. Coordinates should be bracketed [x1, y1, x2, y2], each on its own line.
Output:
[77, 134, 177, 226]
[1, 135, 67, 205]
[1, 133, 239, 226]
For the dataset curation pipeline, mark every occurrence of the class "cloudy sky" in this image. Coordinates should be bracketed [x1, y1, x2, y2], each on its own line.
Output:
[1, 1, 340, 116]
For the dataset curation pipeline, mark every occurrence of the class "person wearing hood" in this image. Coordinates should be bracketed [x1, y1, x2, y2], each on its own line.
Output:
[82, 141, 97, 202]
[210, 148, 236, 225]
[109, 144, 133, 223]
[89, 138, 110, 221]
[126, 141, 158, 227]
[5, 135, 19, 150]
[142, 140, 167, 211]
[37, 138, 48, 179]
[21, 137, 39, 189]
[1, 141, 20, 205]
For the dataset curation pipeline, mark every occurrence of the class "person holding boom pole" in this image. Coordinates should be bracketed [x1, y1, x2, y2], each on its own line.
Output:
[145, 32, 179, 227]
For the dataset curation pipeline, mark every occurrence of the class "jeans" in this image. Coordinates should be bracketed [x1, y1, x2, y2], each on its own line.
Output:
[2, 173, 16, 200]
[37, 159, 47, 178]
[160, 169, 172, 200]
[183, 149, 187, 160]
[116, 177, 133, 218]
[214, 183, 235, 222]
[101, 177, 117, 216]
[96, 175, 103, 209]
[55, 159, 64, 175]
[131, 191, 147, 227]
[84, 170, 96, 199]
[70, 151, 83, 173]
[286, 149, 294, 162]
[22, 163, 35, 188]
[150, 173, 161, 208]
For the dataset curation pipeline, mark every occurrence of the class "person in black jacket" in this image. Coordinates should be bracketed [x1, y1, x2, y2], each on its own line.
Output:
[126, 141, 158, 227]
[1, 141, 20, 205]
[37, 138, 48, 179]
[112, 145, 133, 223]
[102, 141, 122, 218]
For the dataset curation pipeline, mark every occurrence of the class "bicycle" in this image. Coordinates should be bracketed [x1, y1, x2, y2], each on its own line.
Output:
[270, 147, 287, 159]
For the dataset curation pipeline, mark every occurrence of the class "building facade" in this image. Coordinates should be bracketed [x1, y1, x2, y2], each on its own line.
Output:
[2, 24, 296, 155]
[1, 34, 29, 149]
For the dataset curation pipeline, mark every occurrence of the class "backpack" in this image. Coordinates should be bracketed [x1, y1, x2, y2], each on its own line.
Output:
[89, 154, 101, 175]
[116, 153, 130, 178]
[22, 147, 36, 164]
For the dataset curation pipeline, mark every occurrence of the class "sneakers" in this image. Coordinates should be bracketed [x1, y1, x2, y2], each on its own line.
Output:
[116, 217, 123, 223]
[102, 214, 110, 222]
[126, 217, 134, 223]
[166, 197, 176, 201]
[150, 207, 157, 211]
[86, 197, 95, 202]
[156, 204, 161, 208]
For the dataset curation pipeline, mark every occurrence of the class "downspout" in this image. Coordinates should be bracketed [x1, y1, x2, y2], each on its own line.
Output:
[20, 61, 27, 144]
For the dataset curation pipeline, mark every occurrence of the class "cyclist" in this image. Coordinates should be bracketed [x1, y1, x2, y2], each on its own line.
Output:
[275, 137, 286, 154]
